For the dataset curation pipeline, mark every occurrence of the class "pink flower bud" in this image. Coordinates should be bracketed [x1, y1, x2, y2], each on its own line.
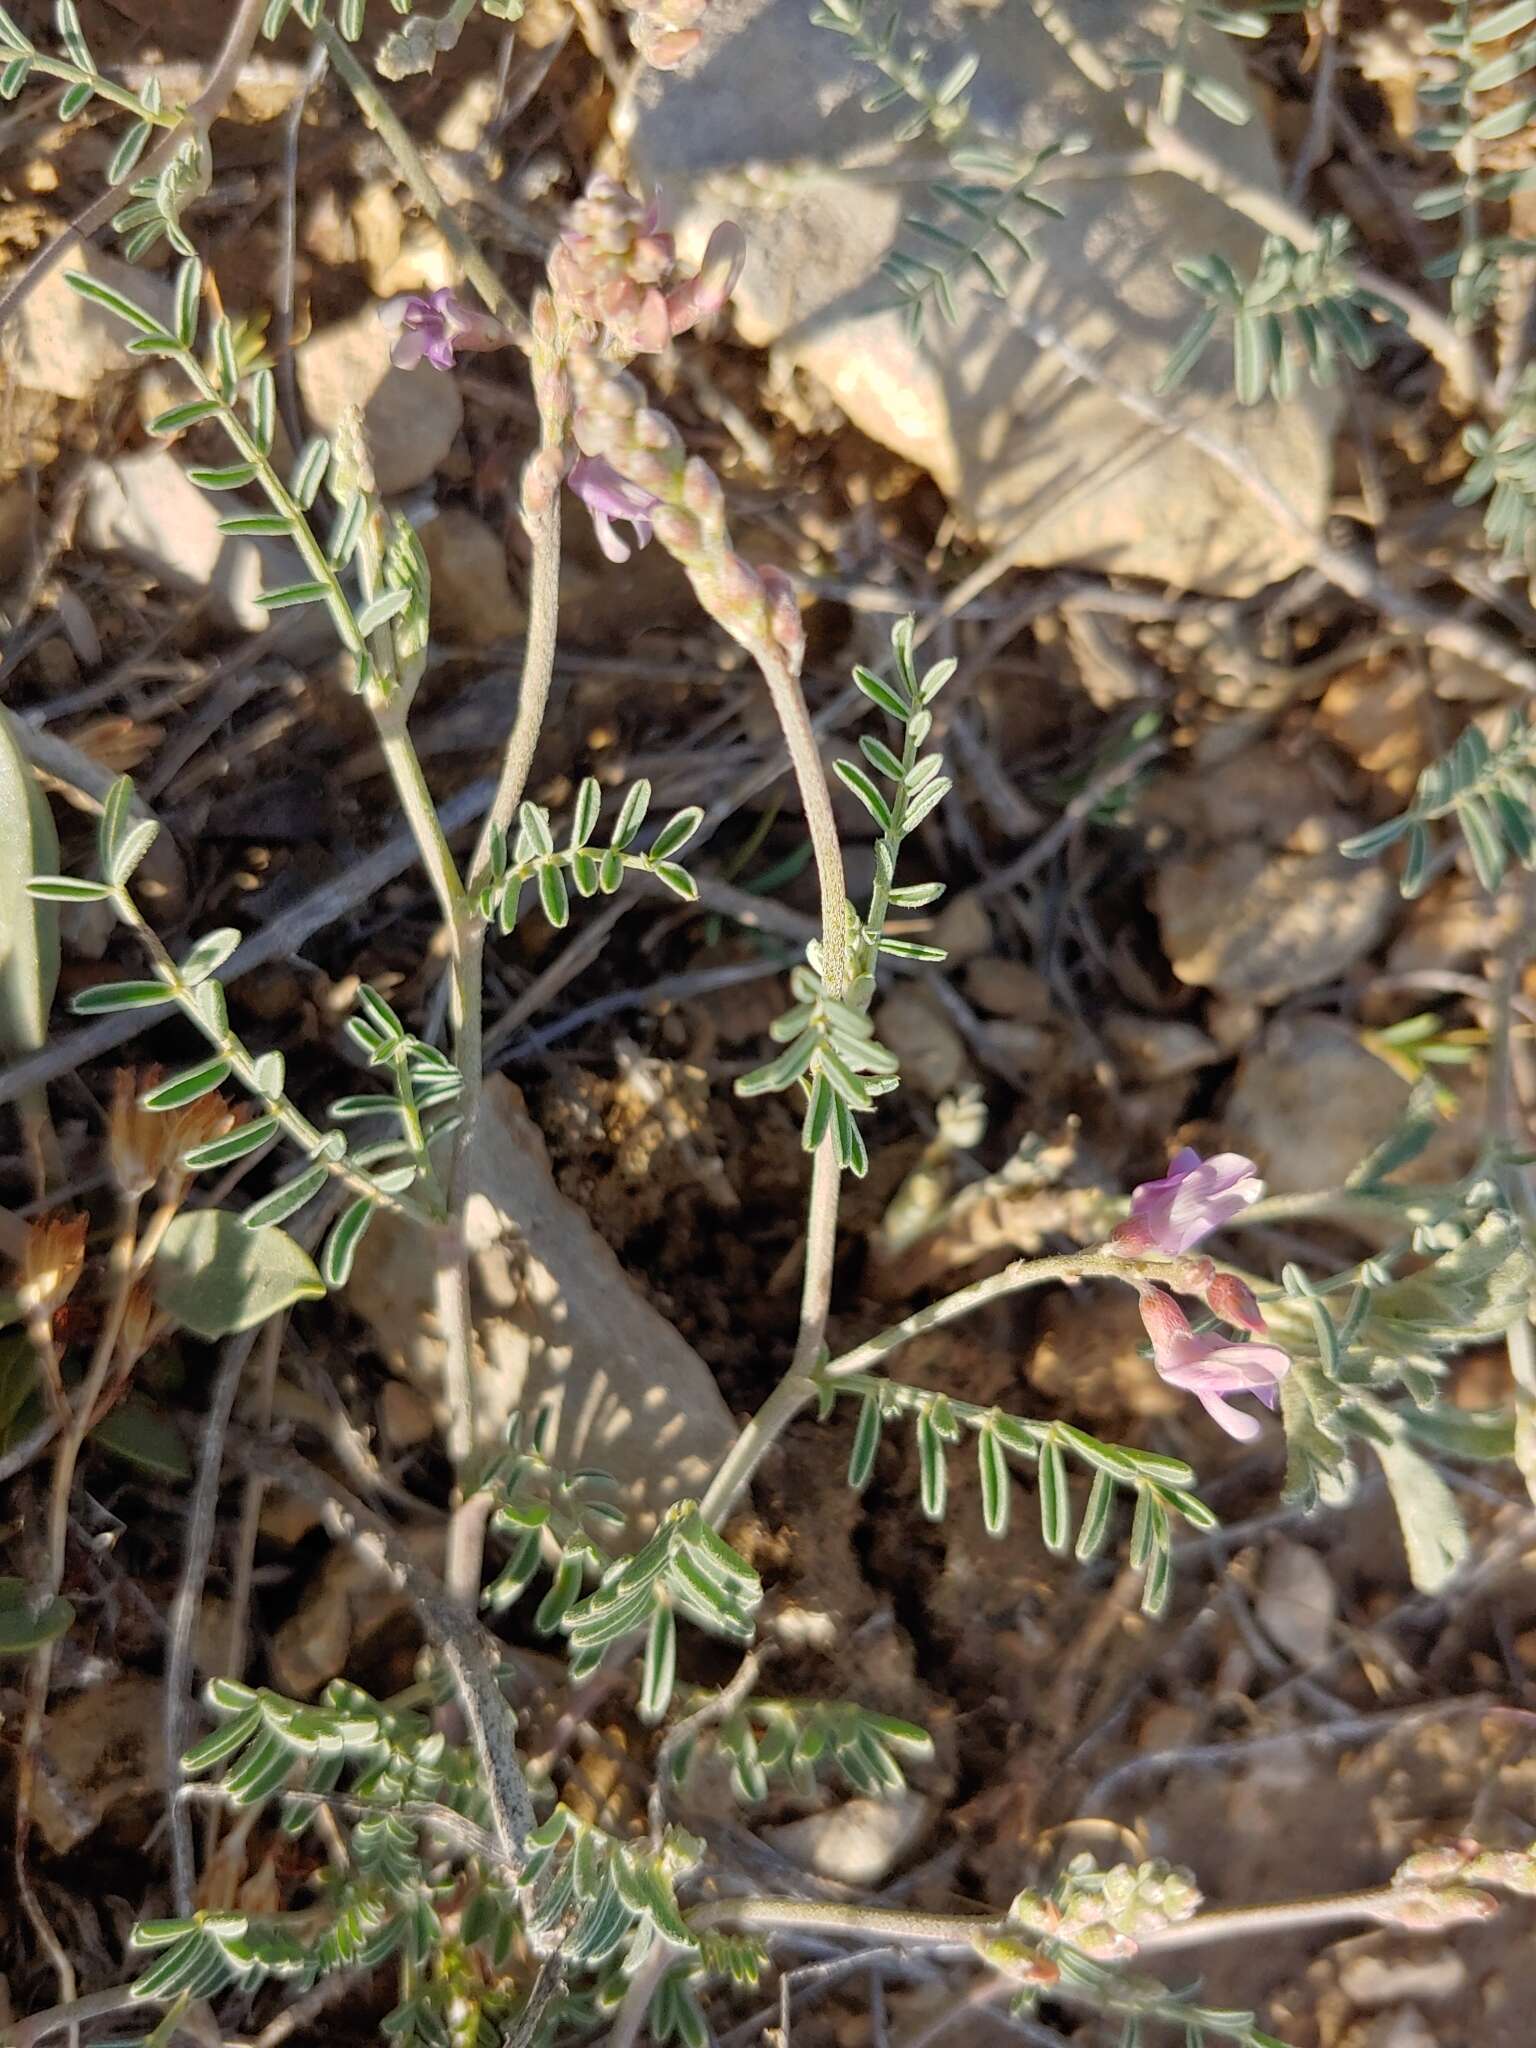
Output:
[666, 220, 747, 334]
[643, 26, 702, 65]
[717, 551, 766, 622]
[681, 456, 726, 531]
[1207, 1272, 1267, 1333]
[1137, 1284, 1289, 1442]
[1109, 1215, 1159, 1256]
[651, 504, 703, 554]
[758, 564, 804, 661]
[1397, 1844, 1476, 1885]
[635, 407, 684, 458]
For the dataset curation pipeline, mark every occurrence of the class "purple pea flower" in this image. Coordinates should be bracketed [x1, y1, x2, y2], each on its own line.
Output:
[1111, 1146, 1263, 1259]
[378, 288, 510, 372]
[1138, 1286, 1290, 1442]
[568, 455, 660, 563]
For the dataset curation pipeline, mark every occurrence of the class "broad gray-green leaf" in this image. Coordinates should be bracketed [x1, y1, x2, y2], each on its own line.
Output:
[152, 1209, 325, 1339]
[1278, 1356, 1354, 1511]
[0, 706, 60, 1059]
[1372, 1433, 1471, 1593]
[0, 1577, 73, 1655]
[0, 1331, 42, 1454]
[1365, 1214, 1536, 1355]
[91, 1395, 192, 1481]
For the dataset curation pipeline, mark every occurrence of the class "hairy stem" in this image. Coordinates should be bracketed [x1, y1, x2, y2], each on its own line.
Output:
[823, 1250, 1144, 1383]
[758, 647, 849, 1001]
[165, 1322, 266, 1911]
[701, 1138, 840, 1527]
[441, 318, 569, 1620]
[225, 1431, 535, 1856]
[455, 320, 568, 1191]
[690, 1878, 1480, 1954]
[315, 22, 536, 340]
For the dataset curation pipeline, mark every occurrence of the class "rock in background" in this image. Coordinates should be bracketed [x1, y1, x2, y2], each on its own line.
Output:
[348, 1078, 736, 1536]
[623, 0, 1337, 595]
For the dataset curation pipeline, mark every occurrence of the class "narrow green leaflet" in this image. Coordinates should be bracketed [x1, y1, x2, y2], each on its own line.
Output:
[141, 1057, 232, 1109]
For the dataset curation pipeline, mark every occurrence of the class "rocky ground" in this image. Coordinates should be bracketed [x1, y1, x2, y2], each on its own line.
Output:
[4, 1, 1536, 2045]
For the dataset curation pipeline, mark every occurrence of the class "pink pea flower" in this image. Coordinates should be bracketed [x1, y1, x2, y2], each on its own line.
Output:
[1138, 1286, 1289, 1442]
[1110, 1147, 1263, 1259]
[568, 455, 659, 563]
[378, 288, 510, 372]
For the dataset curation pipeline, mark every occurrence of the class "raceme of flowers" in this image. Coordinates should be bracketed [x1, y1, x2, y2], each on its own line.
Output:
[1111, 1147, 1289, 1440]
[377, 175, 746, 573]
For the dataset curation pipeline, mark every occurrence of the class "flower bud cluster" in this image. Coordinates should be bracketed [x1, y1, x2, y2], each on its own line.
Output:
[568, 352, 803, 673]
[1009, 1856, 1202, 1961]
[548, 175, 744, 360]
[1386, 1838, 1536, 1925]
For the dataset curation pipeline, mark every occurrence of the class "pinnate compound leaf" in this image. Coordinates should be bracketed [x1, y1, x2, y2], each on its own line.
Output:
[152, 1211, 325, 1339]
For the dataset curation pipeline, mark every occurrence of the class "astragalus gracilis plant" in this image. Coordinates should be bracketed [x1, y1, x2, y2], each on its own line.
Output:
[2, 3, 1536, 2047]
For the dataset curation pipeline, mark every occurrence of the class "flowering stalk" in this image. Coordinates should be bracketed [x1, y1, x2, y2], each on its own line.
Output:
[567, 353, 848, 999]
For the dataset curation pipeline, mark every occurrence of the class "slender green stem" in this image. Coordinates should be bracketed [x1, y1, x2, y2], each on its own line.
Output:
[451, 307, 567, 1202]
[169, 352, 471, 959]
[373, 716, 468, 938]
[852, 695, 922, 984]
[115, 893, 432, 1223]
[696, 647, 851, 1526]
[688, 1878, 1473, 1955]
[759, 647, 848, 1001]
[0, 1986, 156, 2048]
[823, 1250, 1144, 1382]
[701, 1137, 839, 1528]
[170, 350, 368, 661]
[315, 22, 535, 342]
[463, 511, 563, 910]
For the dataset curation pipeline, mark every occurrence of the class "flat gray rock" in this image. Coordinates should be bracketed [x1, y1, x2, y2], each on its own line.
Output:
[624, 0, 1337, 594]
[297, 305, 463, 495]
[80, 448, 303, 635]
[8, 246, 174, 401]
[349, 1077, 736, 1536]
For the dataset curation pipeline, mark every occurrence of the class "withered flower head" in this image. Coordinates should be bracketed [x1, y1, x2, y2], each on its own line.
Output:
[116, 1281, 160, 1374]
[17, 1212, 88, 1322]
[110, 1068, 237, 1198]
[109, 1067, 163, 1196]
